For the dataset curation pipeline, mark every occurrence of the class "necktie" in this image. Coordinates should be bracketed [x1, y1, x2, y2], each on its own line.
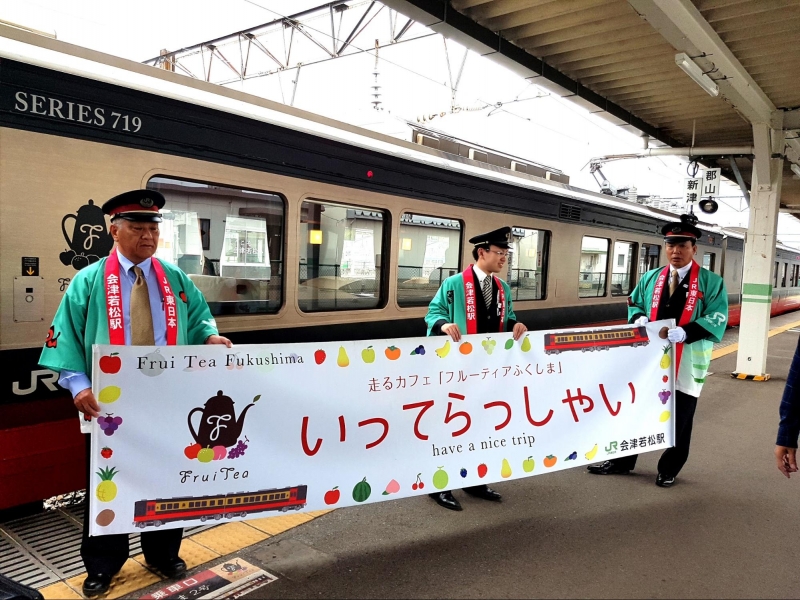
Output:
[130, 266, 155, 345]
[669, 270, 680, 297]
[482, 276, 493, 308]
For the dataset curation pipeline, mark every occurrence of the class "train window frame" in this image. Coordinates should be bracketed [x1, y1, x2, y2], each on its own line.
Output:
[298, 198, 389, 313]
[703, 252, 716, 273]
[578, 236, 610, 298]
[638, 244, 660, 277]
[611, 240, 637, 297]
[781, 262, 788, 287]
[146, 175, 287, 317]
[397, 212, 463, 308]
[774, 261, 779, 288]
[507, 226, 551, 302]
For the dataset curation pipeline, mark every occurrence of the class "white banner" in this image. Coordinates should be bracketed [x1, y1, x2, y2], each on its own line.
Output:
[88, 321, 676, 535]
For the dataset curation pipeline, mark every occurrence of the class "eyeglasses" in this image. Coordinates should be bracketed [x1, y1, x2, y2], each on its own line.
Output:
[487, 250, 510, 258]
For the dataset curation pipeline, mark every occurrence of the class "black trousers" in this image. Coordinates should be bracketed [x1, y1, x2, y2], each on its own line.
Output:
[610, 390, 698, 477]
[81, 436, 183, 575]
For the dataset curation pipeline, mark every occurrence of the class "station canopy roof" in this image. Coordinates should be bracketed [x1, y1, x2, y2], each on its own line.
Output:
[382, 0, 800, 213]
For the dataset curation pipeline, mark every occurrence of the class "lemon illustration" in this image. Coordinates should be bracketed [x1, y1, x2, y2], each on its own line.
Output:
[659, 410, 671, 423]
[98, 386, 121, 404]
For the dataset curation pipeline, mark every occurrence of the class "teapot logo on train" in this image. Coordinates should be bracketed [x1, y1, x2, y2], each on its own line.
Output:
[60, 199, 114, 270]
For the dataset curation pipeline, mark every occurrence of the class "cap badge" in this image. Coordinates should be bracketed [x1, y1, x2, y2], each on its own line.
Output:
[140, 197, 154, 208]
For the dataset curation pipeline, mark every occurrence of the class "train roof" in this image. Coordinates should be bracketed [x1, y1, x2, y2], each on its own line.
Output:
[0, 24, 749, 244]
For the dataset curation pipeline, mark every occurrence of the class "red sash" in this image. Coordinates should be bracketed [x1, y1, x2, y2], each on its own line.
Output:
[104, 251, 178, 345]
[462, 265, 505, 335]
[649, 261, 700, 376]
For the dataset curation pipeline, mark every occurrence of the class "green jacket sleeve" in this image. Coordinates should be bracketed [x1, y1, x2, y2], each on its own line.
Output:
[425, 281, 452, 336]
[181, 272, 219, 345]
[39, 271, 92, 373]
[627, 270, 653, 322]
[502, 279, 517, 328]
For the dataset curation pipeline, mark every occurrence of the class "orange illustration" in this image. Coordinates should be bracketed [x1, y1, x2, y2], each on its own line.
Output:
[385, 346, 401, 360]
[459, 342, 473, 355]
[543, 455, 557, 468]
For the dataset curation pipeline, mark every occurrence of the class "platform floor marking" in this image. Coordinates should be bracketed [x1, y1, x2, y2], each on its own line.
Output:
[711, 318, 800, 361]
[40, 510, 334, 599]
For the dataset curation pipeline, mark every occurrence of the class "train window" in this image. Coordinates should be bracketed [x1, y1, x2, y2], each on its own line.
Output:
[507, 227, 550, 301]
[775, 261, 779, 288]
[781, 263, 788, 287]
[703, 252, 716, 273]
[397, 213, 462, 307]
[298, 200, 386, 312]
[611, 241, 636, 296]
[147, 177, 285, 315]
[579, 237, 609, 298]
[793, 265, 799, 287]
[639, 244, 660, 276]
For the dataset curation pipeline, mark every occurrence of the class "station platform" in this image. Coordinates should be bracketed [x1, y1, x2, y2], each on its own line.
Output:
[4, 314, 800, 599]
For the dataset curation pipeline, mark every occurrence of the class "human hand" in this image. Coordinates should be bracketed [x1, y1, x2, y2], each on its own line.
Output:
[634, 316, 649, 327]
[205, 334, 233, 348]
[512, 322, 528, 341]
[775, 446, 798, 478]
[667, 327, 686, 343]
[74, 387, 100, 418]
[441, 323, 461, 342]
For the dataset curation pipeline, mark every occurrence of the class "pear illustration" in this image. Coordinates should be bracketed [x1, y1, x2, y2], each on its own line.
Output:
[520, 336, 532, 352]
[501, 458, 512, 478]
[337, 346, 350, 367]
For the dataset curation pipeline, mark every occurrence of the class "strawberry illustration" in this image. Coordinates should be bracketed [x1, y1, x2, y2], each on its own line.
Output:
[101, 447, 113, 459]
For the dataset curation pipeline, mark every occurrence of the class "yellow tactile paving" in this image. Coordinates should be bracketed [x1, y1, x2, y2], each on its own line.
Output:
[63, 558, 161, 599]
[711, 318, 800, 361]
[40, 581, 83, 600]
[247, 512, 314, 536]
[189, 521, 270, 556]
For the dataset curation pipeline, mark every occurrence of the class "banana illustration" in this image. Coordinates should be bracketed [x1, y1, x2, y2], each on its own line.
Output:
[435, 339, 451, 358]
[585, 444, 598, 460]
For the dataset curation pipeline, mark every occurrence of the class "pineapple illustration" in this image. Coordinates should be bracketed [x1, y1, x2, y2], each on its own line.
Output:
[96, 466, 119, 502]
[660, 344, 671, 369]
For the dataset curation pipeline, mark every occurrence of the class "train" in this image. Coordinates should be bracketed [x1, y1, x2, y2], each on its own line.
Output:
[543, 326, 650, 354]
[1, 25, 800, 512]
[132, 485, 308, 528]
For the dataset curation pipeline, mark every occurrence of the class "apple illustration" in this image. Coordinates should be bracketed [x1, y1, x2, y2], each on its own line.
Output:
[324, 486, 340, 505]
[522, 457, 535, 473]
[184, 443, 201, 460]
[362, 346, 376, 364]
[314, 350, 326, 365]
[60, 249, 76, 266]
[99, 353, 121, 374]
[197, 447, 214, 463]
[100, 447, 113, 459]
[477, 463, 488, 478]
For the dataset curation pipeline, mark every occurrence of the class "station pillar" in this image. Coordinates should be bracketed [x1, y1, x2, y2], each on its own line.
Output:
[734, 123, 784, 380]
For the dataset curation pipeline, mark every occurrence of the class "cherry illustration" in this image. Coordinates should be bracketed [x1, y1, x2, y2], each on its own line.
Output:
[411, 473, 424, 491]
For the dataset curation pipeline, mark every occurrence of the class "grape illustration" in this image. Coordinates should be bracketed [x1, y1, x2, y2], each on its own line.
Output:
[227, 439, 248, 459]
[97, 414, 122, 437]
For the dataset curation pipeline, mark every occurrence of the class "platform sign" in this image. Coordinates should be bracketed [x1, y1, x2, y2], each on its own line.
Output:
[684, 177, 702, 204]
[702, 168, 721, 198]
[88, 321, 676, 536]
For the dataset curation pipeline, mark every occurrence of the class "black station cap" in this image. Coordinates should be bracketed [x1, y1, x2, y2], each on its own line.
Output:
[102, 190, 165, 222]
[661, 214, 702, 243]
[469, 226, 512, 249]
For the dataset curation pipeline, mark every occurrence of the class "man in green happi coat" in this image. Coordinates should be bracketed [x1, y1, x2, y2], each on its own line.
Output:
[588, 213, 728, 487]
[424, 226, 528, 511]
[39, 190, 231, 597]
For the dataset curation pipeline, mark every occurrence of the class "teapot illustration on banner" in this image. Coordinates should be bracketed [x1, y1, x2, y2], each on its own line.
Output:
[60, 199, 114, 271]
[187, 390, 256, 449]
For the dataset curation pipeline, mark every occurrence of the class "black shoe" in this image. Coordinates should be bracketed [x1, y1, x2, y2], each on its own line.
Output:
[149, 557, 187, 579]
[429, 491, 462, 511]
[82, 573, 113, 597]
[655, 473, 675, 487]
[463, 485, 502, 502]
[587, 461, 631, 475]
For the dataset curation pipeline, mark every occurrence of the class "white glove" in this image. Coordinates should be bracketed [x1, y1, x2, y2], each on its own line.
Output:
[633, 316, 649, 326]
[667, 327, 686, 343]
